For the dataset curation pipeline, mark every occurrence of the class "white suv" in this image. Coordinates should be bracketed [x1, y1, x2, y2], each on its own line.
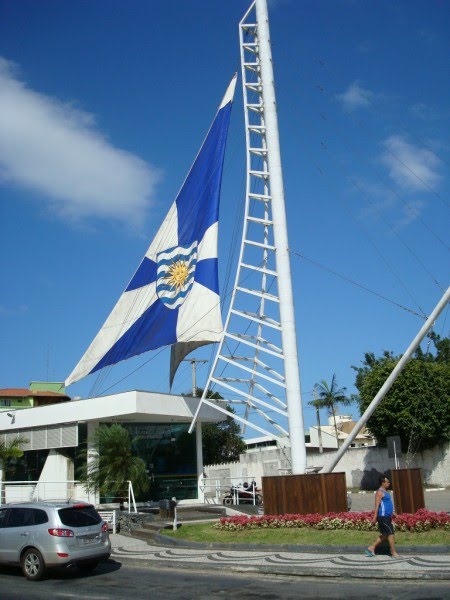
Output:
[0, 501, 111, 580]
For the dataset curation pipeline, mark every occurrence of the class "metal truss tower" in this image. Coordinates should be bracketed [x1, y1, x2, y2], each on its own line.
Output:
[190, 0, 307, 474]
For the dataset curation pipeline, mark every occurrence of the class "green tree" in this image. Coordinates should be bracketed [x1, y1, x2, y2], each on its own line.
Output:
[78, 424, 149, 508]
[187, 389, 246, 465]
[353, 335, 450, 458]
[314, 374, 353, 448]
[0, 436, 28, 504]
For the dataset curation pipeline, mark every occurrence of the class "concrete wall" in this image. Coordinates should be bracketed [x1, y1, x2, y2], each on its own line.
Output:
[309, 427, 338, 449]
[204, 442, 450, 491]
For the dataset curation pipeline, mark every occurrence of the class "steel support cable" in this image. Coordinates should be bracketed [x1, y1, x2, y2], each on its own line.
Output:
[86, 92, 242, 397]
[91, 49, 260, 397]
[275, 62, 448, 248]
[211, 77, 278, 397]
[211, 248, 278, 383]
[280, 77, 448, 252]
[314, 83, 449, 209]
[292, 143, 429, 321]
[311, 56, 450, 169]
[317, 143, 427, 317]
[346, 173, 445, 292]
[274, 48, 450, 227]
[272, 75, 434, 318]
[274, 42, 450, 207]
[316, 123, 446, 291]
[99, 247, 278, 396]
[208, 167, 247, 370]
[289, 248, 426, 320]
[316, 110, 449, 252]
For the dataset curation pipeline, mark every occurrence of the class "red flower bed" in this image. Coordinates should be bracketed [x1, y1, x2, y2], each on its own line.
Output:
[214, 509, 450, 532]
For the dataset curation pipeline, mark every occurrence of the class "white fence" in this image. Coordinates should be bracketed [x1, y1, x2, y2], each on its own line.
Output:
[98, 510, 117, 534]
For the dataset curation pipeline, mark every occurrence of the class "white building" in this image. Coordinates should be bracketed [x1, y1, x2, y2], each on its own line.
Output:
[0, 390, 222, 506]
[309, 415, 376, 450]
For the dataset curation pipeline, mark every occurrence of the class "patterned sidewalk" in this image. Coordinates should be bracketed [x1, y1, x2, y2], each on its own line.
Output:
[110, 534, 450, 580]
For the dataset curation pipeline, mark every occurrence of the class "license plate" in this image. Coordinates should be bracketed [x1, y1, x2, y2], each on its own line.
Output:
[82, 536, 96, 544]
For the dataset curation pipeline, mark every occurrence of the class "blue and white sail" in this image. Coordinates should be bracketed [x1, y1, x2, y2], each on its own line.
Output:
[65, 75, 237, 387]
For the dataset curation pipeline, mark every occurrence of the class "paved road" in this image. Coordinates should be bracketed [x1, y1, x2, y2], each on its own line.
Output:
[1, 562, 450, 599]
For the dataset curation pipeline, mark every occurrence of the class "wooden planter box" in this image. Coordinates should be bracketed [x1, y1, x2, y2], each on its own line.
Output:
[261, 472, 347, 515]
[390, 468, 425, 513]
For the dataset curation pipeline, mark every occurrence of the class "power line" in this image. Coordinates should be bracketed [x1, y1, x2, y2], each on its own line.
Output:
[289, 248, 426, 319]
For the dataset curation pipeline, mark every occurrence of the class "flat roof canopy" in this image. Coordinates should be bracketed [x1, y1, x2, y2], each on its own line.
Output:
[0, 390, 224, 431]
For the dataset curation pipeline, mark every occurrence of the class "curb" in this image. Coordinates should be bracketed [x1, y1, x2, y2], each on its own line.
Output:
[110, 556, 450, 581]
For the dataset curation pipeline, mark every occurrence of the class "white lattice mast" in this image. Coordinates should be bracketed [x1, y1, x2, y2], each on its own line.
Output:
[190, 0, 306, 474]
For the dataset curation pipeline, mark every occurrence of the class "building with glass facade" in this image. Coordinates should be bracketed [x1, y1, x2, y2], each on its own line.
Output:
[0, 390, 222, 505]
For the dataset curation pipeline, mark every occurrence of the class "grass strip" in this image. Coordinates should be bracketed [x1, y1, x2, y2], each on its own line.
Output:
[163, 523, 450, 546]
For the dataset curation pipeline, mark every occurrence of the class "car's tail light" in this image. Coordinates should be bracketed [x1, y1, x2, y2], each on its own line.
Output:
[48, 528, 74, 537]
[102, 522, 109, 533]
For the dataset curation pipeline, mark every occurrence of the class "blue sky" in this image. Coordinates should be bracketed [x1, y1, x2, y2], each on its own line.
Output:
[1, 0, 448, 433]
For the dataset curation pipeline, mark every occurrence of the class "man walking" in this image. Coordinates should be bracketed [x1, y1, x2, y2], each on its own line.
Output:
[365, 475, 399, 558]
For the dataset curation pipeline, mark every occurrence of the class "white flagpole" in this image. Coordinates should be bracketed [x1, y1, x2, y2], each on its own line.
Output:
[256, 0, 307, 474]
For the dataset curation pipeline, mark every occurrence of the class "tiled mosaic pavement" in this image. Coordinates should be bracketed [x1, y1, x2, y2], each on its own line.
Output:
[110, 534, 450, 580]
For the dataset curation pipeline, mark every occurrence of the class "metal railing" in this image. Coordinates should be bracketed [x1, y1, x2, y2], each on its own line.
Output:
[0, 479, 137, 512]
[0, 480, 80, 505]
[201, 477, 262, 506]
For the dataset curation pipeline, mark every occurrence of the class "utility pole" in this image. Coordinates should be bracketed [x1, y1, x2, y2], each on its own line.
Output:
[313, 387, 324, 454]
[183, 358, 208, 397]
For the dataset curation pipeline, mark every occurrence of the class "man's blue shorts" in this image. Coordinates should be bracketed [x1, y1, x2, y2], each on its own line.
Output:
[377, 516, 394, 536]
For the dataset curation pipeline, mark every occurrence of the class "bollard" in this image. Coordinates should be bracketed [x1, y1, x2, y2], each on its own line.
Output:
[171, 497, 177, 531]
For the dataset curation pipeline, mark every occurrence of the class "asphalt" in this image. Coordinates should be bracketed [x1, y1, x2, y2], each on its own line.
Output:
[110, 499, 450, 581]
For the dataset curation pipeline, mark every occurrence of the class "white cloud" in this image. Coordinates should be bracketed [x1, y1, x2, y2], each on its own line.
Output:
[379, 135, 442, 191]
[395, 198, 426, 229]
[349, 173, 427, 231]
[0, 58, 160, 226]
[335, 81, 373, 112]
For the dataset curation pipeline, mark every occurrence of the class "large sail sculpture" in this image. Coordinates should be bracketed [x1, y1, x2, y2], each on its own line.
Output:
[189, 0, 307, 475]
[65, 75, 237, 387]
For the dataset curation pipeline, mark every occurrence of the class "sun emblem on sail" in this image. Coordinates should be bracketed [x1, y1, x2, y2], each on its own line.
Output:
[156, 242, 197, 309]
[166, 259, 190, 291]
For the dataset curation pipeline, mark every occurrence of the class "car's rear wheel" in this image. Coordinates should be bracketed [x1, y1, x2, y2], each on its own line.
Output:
[77, 560, 99, 572]
[21, 547, 46, 581]
[223, 497, 233, 506]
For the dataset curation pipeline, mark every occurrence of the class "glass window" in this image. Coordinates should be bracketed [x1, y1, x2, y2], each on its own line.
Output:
[32, 508, 49, 525]
[122, 422, 197, 501]
[4, 449, 49, 482]
[6, 508, 34, 527]
[58, 506, 101, 527]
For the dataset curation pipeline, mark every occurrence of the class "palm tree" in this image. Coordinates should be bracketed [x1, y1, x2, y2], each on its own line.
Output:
[0, 436, 28, 504]
[78, 424, 149, 509]
[314, 374, 352, 448]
